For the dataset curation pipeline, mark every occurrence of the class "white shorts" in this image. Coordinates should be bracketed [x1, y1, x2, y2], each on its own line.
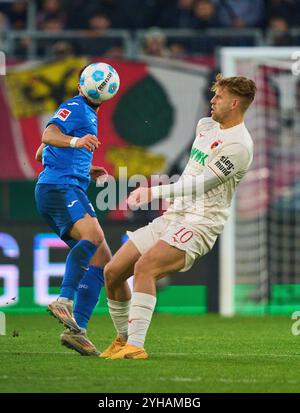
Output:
[127, 216, 212, 272]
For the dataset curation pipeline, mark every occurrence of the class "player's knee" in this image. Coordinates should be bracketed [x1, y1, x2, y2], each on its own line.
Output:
[134, 256, 157, 279]
[104, 262, 119, 290]
[82, 230, 104, 247]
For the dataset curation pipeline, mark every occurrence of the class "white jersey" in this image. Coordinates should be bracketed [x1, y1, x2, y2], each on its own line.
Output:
[163, 117, 253, 248]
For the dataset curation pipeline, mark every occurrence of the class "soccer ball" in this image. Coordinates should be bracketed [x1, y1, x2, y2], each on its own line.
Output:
[79, 62, 120, 104]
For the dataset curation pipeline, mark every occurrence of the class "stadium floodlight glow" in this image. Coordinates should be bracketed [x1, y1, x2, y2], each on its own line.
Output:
[220, 47, 300, 316]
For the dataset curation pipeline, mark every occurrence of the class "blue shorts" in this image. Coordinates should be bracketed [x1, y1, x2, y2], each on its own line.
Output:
[35, 184, 97, 242]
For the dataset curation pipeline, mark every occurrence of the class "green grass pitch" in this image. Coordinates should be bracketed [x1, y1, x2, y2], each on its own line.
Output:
[0, 314, 299, 393]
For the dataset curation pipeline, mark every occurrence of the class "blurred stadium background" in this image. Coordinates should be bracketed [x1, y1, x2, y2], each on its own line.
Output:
[0, 0, 300, 318]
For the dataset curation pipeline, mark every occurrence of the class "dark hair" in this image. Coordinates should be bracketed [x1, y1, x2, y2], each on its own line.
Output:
[78, 65, 89, 80]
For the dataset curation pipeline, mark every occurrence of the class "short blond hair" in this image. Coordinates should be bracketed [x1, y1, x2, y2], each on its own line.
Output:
[211, 74, 257, 112]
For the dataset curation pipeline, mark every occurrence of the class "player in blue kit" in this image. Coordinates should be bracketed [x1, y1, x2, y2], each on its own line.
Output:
[35, 66, 111, 356]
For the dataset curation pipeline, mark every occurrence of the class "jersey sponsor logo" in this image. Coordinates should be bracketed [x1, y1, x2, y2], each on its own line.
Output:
[54, 108, 71, 121]
[67, 200, 78, 208]
[214, 155, 235, 176]
[190, 148, 208, 166]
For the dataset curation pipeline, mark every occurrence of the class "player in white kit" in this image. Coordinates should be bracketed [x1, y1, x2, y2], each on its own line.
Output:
[100, 74, 257, 359]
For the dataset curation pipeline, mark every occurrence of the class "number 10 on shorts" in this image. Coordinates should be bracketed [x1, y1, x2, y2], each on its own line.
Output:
[172, 227, 194, 244]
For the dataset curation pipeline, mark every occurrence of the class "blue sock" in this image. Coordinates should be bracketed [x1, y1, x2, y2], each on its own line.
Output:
[73, 266, 104, 330]
[60, 240, 97, 300]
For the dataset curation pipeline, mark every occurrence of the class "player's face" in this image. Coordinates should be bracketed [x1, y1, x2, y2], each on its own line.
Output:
[210, 87, 237, 123]
[78, 84, 101, 111]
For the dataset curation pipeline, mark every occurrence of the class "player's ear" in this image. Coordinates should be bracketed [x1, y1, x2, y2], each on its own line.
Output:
[231, 98, 240, 111]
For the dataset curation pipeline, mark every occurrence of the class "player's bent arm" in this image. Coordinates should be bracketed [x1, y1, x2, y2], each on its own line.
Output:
[42, 124, 74, 147]
[128, 171, 222, 208]
[35, 143, 46, 162]
[151, 171, 220, 199]
[151, 144, 251, 199]
[42, 124, 99, 151]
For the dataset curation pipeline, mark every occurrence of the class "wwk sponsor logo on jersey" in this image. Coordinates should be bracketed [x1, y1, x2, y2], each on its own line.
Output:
[54, 108, 71, 121]
[190, 147, 208, 166]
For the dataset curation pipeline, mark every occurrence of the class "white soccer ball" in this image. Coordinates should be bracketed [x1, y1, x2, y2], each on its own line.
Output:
[79, 62, 120, 104]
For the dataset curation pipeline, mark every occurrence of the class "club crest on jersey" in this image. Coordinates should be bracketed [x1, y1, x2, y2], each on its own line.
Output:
[54, 108, 71, 121]
[210, 140, 222, 150]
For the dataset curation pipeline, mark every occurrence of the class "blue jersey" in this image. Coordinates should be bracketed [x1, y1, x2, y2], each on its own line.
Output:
[37, 95, 98, 191]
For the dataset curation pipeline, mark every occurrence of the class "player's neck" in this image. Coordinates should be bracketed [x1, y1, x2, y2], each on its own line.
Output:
[219, 115, 244, 130]
[80, 93, 101, 112]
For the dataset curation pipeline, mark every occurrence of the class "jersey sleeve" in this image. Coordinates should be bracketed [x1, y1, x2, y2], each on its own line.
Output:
[47, 102, 82, 135]
[207, 143, 251, 183]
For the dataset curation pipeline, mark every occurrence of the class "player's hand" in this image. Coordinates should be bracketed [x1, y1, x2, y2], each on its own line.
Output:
[127, 187, 153, 208]
[76, 134, 99, 152]
[90, 165, 108, 184]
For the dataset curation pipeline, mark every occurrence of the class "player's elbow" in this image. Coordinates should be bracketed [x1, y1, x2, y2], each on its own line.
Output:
[42, 125, 56, 144]
[35, 152, 42, 162]
[42, 130, 50, 145]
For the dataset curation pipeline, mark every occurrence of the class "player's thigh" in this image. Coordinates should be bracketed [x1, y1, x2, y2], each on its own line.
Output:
[104, 240, 141, 287]
[135, 240, 186, 276]
[36, 184, 102, 245]
[68, 214, 104, 245]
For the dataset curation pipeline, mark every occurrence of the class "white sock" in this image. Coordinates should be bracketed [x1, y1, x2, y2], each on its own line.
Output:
[127, 292, 157, 348]
[107, 298, 131, 340]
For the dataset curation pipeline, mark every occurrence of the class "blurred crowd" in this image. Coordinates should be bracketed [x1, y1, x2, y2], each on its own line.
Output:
[0, 0, 300, 58]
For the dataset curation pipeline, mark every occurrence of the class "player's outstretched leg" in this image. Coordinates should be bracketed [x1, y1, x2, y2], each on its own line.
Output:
[47, 239, 98, 332]
[108, 293, 154, 360]
[73, 240, 111, 331]
[62, 241, 111, 356]
[47, 215, 103, 332]
[100, 240, 140, 359]
[48, 229, 111, 354]
[110, 240, 185, 360]
[59, 265, 103, 355]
